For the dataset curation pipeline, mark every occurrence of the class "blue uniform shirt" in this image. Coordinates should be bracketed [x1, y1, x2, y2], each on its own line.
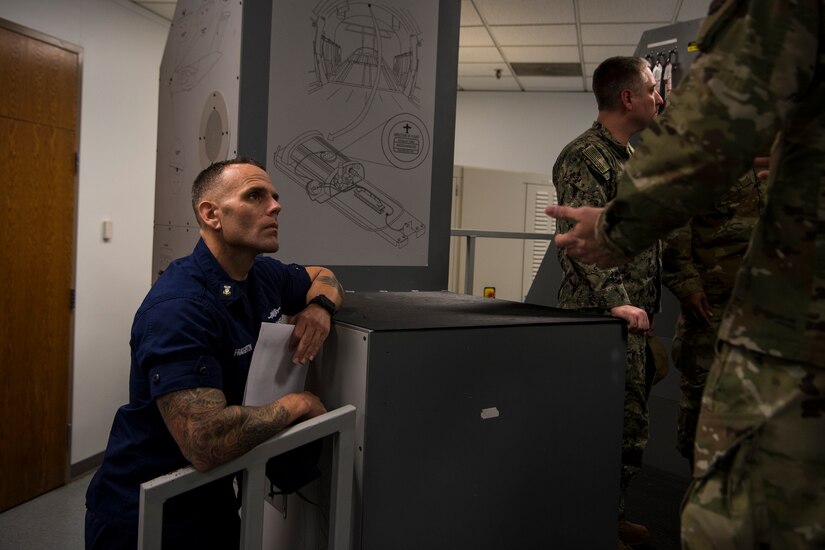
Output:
[86, 239, 311, 524]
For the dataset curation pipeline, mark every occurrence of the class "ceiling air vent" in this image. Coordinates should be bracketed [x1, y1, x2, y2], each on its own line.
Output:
[510, 62, 582, 77]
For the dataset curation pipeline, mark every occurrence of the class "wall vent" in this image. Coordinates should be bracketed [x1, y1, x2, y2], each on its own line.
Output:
[511, 62, 582, 77]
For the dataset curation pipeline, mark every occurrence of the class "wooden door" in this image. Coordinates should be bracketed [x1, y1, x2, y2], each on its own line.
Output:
[0, 21, 79, 512]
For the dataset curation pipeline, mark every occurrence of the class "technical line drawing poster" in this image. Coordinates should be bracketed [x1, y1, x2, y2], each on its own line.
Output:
[267, 0, 439, 266]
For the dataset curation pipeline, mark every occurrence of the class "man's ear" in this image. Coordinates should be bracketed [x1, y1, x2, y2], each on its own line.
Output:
[197, 200, 221, 230]
[620, 89, 634, 111]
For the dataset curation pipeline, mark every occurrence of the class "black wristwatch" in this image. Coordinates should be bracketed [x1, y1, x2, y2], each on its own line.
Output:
[308, 294, 337, 317]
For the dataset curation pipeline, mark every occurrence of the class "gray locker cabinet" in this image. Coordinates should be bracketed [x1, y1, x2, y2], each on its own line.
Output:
[313, 292, 626, 549]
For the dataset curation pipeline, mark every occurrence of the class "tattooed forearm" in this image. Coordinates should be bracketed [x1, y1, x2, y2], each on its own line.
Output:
[157, 388, 299, 471]
[317, 274, 344, 295]
[236, 403, 291, 452]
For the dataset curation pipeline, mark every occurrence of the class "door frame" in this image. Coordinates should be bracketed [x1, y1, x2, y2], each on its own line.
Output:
[1, 16, 83, 484]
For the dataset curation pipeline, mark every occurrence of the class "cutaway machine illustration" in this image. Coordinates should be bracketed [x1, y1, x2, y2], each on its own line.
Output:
[271, 0, 430, 249]
[310, 0, 423, 142]
[274, 131, 425, 248]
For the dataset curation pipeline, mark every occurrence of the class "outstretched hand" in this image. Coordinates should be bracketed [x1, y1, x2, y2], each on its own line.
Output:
[547, 205, 619, 268]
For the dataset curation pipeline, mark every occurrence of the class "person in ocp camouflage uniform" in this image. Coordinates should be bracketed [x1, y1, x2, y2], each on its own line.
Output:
[548, 1, 825, 547]
[553, 56, 663, 548]
[662, 169, 766, 468]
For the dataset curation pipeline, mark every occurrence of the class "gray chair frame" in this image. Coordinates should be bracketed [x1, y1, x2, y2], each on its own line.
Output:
[137, 405, 356, 550]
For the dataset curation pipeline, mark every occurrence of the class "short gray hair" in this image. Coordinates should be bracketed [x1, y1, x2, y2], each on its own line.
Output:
[190, 157, 265, 224]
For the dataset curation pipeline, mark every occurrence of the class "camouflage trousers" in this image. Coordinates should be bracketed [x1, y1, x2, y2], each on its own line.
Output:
[681, 344, 825, 549]
[619, 331, 649, 518]
[671, 304, 726, 461]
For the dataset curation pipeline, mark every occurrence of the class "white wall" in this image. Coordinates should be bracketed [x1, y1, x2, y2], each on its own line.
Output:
[1, 0, 168, 463]
[454, 91, 597, 178]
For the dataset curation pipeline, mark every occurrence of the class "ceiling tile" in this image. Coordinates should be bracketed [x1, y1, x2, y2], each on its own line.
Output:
[458, 76, 522, 91]
[460, 26, 495, 47]
[474, 0, 575, 25]
[580, 23, 666, 45]
[518, 76, 585, 91]
[133, 0, 716, 93]
[490, 24, 577, 46]
[502, 46, 580, 63]
[458, 63, 512, 77]
[461, 0, 483, 26]
[584, 62, 600, 77]
[459, 47, 505, 63]
[675, 0, 713, 21]
[135, 1, 176, 20]
[582, 45, 636, 64]
[578, 0, 678, 23]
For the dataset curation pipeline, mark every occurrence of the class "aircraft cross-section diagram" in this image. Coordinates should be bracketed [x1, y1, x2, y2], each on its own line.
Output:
[274, 131, 425, 248]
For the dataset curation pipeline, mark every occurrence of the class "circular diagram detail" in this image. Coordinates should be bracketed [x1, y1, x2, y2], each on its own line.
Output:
[199, 90, 230, 168]
[382, 114, 430, 170]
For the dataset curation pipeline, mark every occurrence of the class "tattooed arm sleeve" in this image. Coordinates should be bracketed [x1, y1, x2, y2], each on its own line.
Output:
[156, 387, 316, 471]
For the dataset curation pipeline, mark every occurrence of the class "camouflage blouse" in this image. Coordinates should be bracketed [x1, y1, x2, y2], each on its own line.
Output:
[598, 0, 825, 366]
[662, 169, 766, 302]
[554, 122, 661, 314]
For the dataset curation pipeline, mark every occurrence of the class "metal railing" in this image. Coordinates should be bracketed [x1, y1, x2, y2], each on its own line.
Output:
[138, 404, 356, 550]
[450, 229, 553, 295]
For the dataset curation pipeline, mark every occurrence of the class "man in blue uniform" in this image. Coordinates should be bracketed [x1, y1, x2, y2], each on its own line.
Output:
[85, 157, 344, 549]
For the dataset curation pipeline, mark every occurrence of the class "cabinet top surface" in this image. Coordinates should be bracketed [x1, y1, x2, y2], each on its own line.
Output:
[334, 291, 621, 331]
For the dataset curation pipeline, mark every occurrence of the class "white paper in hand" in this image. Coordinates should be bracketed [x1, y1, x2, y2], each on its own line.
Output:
[242, 322, 308, 407]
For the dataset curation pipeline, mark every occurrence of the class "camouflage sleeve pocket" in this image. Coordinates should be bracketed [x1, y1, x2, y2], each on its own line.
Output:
[696, 0, 745, 52]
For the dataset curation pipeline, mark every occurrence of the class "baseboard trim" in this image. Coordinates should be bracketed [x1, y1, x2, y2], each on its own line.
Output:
[71, 452, 104, 479]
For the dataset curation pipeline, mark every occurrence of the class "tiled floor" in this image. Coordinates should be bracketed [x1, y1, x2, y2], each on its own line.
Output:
[0, 471, 93, 550]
